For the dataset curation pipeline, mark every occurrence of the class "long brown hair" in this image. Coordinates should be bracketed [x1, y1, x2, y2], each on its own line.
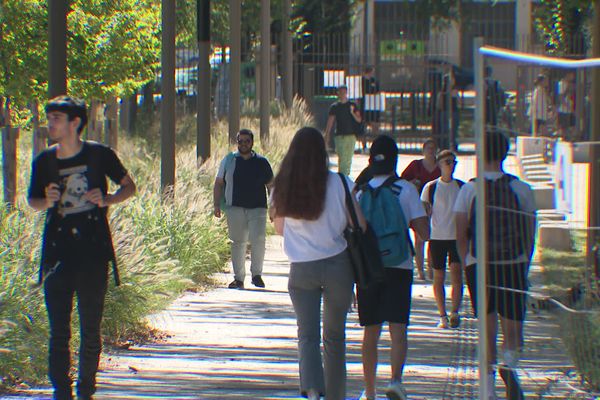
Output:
[272, 127, 329, 220]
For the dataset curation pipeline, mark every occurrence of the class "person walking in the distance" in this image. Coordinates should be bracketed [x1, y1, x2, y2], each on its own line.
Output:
[360, 66, 381, 150]
[400, 138, 440, 281]
[357, 135, 430, 400]
[324, 85, 362, 175]
[213, 129, 274, 289]
[421, 150, 464, 329]
[455, 131, 536, 400]
[28, 96, 136, 400]
[271, 127, 364, 400]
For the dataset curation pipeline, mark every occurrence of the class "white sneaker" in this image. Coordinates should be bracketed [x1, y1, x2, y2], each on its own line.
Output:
[385, 381, 407, 400]
[437, 315, 449, 329]
[359, 390, 376, 400]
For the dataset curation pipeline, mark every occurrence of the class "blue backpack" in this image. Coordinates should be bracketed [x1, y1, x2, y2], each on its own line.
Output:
[359, 176, 413, 267]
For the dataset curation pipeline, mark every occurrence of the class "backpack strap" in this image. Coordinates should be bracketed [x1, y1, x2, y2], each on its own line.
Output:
[428, 180, 438, 205]
[338, 173, 360, 230]
[38, 147, 60, 285]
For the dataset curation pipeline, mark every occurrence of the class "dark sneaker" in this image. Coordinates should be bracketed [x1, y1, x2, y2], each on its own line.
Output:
[251, 275, 265, 288]
[449, 312, 461, 328]
[228, 280, 244, 289]
[499, 365, 524, 400]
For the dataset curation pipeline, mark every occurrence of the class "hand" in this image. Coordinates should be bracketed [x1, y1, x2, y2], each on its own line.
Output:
[84, 188, 107, 207]
[45, 183, 60, 208]
[214, 206, 222, 218]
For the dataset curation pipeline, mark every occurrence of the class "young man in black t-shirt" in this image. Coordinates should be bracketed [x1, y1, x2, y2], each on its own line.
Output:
[28, 96, 136, 400]
[324, 85, 362, 175]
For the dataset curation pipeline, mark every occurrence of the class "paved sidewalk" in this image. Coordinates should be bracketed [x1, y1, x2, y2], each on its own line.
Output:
[11, 153, 578, 400]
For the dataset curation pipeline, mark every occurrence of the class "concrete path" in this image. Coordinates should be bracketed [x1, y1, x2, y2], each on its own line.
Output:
[9, 153, 580, 400]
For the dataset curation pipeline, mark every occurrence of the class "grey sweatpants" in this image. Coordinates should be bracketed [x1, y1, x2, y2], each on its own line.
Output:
[226, 206, 267, 282]
[288, 250, 355, 400]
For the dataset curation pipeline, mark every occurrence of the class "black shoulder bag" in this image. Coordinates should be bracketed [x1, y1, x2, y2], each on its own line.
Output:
[338, 173, 385, 290]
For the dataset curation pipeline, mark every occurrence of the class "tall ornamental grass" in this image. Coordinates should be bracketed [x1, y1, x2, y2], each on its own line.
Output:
[0, 98, 311, 391]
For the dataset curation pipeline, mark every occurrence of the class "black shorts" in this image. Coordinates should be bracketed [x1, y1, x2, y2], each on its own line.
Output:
[357, 268, 413, 326]
[465, 262, 529, 321]
[429, 240, 460, 270]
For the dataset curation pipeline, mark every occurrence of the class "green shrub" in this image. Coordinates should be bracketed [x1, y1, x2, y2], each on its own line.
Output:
[540, 233, 600, 391]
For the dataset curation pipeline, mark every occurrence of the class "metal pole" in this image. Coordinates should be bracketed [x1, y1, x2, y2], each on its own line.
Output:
[229, 0, 241, 143]
[259, 0, 270, 141]
[474, 36, 489, 400]
[282, 0, 293, 108]
[588, 0, 600, 277]
[197, 0, 211, 161]
[48, 0, 68, 98]
[161, 0, 176, 197]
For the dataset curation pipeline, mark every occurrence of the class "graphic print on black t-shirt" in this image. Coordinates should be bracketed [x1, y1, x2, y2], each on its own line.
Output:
[58, 165, 96, 216]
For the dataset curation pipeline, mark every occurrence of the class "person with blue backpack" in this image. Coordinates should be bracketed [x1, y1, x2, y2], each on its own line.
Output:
[454, 131, 536, 400]
[420, 149, 464, 329]
[356, 135, 430, 400]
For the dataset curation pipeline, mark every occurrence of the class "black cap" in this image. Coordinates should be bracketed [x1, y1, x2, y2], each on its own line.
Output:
[369, 135, 398, 175]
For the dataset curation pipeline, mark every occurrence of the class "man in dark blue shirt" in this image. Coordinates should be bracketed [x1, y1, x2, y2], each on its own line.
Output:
[213, 129, 274, 289]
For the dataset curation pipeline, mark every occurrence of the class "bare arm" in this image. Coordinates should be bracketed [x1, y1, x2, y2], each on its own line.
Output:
[28, 182, 60, 211]
[410, 216, 430, 241]
[213, 177, 225, 218]
[84, 174, 136, 208]
[346, 194, 367, 232]
[324, 115, 335, 146]
[455, 212, 469, 265]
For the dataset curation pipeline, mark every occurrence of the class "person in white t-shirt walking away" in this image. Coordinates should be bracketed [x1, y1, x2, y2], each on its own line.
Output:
[357, 135, 430, 400]
[454, 131, 536, 400]
[421, 149, 464, 329]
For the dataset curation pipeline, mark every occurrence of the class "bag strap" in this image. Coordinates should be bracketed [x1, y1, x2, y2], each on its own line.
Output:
[338, 173, 360, 229]
[428, 180, 438, 205]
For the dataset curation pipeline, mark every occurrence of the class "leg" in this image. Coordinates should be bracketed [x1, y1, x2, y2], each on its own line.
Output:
[44, 263, 75, 400]
[430, 240, 448, 320]
[226, 206, 249, 282]
[362, 324, 382, 398]
[486, 312, 499, 371]
[334, 135, 356, 176]
[75, 262, 109, 398]
[449, 262, 463, 314]
[389, 323, 408, 382]
[414, 236, 425, 280]
[247, 208, 267, 278]
[447, 242, 463, 315]
[321, 252, 354, 400]
[465, 264, 477, 317]
[433, 268, 447, 319]
[288, 262, 325, 397]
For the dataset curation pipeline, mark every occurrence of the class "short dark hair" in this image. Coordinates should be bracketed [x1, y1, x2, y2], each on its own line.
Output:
[45, 96, 88, 134]
[237, 128, 254, 141]
[423, 137, 437, 149]
[369, 135, 398, 175]
[485, 130, 510, 162]
[436, 149, 456, 163]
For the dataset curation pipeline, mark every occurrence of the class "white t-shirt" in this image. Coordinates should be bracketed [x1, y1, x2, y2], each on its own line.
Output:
[421, 178, 462, 240]
[282, 172, 353, 263]
[363, 176, 427, 270]
[453, 172, 536, 266]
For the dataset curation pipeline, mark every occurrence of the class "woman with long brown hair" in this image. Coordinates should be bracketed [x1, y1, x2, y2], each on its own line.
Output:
[271, 127, 365, 400]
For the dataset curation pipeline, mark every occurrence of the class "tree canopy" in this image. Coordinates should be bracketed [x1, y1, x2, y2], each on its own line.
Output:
[0, 0, 162, 105]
